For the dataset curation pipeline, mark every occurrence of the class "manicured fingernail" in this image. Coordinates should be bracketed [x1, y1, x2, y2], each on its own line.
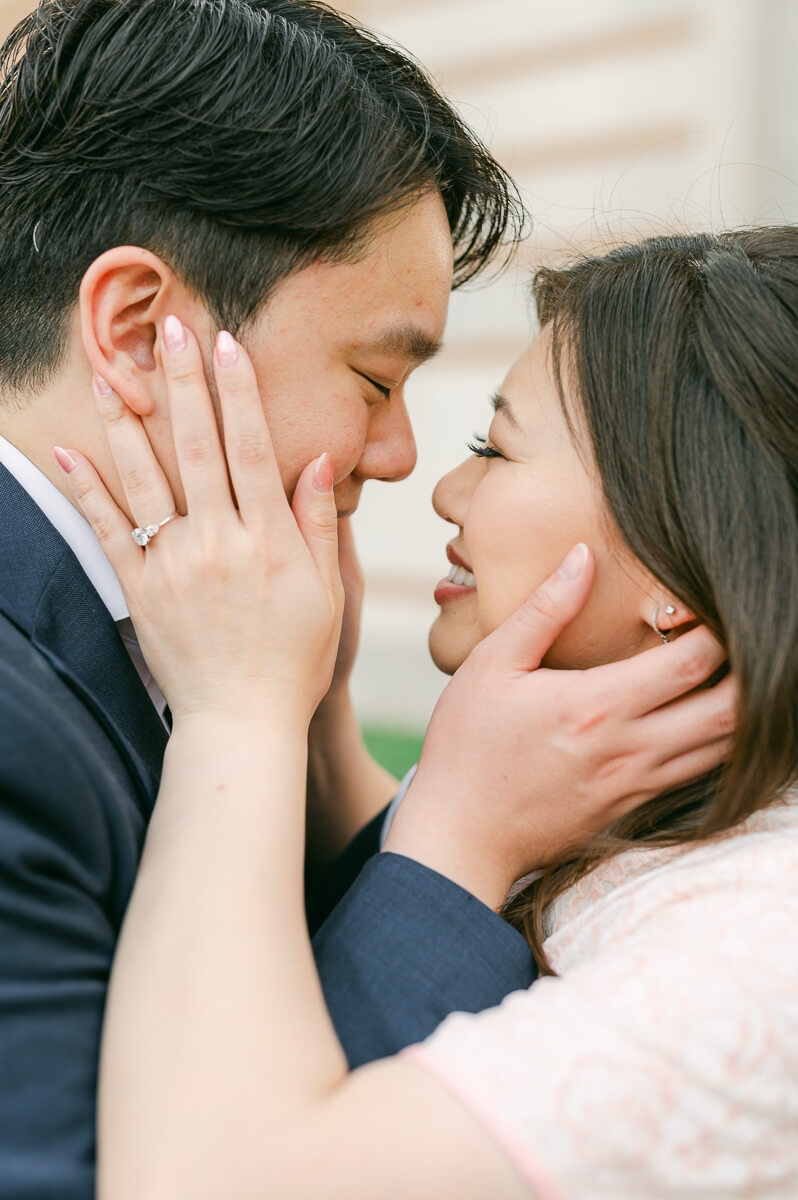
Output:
[558, 542, 588, 582]
[313, 452, 335, 493]
[54, 446, 77, 475]
[216, 330, 239, 368]
[163, 315, 187, 354]
[93, 372, 113, 396]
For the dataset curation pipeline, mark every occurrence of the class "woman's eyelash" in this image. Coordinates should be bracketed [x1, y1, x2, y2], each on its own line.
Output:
[467, 434, 504, 459]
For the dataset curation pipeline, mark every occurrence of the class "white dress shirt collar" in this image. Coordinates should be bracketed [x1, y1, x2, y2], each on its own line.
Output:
[0, 434, 129, 621]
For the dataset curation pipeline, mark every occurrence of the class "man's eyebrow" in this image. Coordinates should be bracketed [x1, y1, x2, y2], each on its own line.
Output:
[491, 391, 521, 430]
[357, 323, 442, 364]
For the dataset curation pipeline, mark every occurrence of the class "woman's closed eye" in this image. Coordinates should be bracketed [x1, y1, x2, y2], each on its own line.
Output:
[467, 434, 505, 460]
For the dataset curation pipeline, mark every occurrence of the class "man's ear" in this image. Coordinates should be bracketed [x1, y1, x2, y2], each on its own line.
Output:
[79, 247, 180, 417]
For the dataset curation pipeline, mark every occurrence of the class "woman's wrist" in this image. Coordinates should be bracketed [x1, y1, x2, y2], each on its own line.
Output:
[172, 701, 313, 741]
[157, 714, 311, 878]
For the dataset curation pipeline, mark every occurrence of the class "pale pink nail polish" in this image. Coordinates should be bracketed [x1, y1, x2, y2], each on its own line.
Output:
[93, 373, 113, 396]
[163, 314, 187, 354]
[216, 331, 239, 367]
[54, 446, 77, 475]
[313, 452, 335, 493]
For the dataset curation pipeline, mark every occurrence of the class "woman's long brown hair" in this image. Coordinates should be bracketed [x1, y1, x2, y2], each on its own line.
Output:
[503, 228, 798, 973]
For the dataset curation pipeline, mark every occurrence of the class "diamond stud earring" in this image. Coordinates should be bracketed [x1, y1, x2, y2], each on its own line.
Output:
[652, 605, 676, 645]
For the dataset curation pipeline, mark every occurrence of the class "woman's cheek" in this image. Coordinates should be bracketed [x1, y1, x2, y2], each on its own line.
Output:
[471, 525, 546, 638]
[476, 565, 546, 638]
[467, 491, 521, 635]
[471, 484, 588, 638]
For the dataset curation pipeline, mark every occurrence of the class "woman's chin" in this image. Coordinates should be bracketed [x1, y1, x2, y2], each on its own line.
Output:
[428, 612, 479, 676]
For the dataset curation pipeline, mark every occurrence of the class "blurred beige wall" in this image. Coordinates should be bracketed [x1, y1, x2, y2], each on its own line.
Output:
[2, 1, 796, 729]
[0, 0, 31, 30]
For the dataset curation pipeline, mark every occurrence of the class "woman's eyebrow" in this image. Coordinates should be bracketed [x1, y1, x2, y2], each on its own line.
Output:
[491, 391, 521, 430]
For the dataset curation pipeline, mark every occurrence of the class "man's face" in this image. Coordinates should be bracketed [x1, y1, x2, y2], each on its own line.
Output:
[240, 191, 453, 514]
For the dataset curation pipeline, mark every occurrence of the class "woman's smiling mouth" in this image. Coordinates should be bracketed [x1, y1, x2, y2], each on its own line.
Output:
[434, 543, 477, 605]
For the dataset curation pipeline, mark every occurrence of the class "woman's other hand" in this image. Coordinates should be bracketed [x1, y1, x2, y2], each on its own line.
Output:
[327, 517, 365, 700]
[385, 543, 735, 908]
[56, 318, 344, 730]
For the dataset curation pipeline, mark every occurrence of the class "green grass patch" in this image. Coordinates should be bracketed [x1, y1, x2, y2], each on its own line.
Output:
[362, 726, 424, 780]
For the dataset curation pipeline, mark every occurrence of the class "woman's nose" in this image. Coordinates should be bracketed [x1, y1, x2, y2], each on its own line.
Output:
[432, 455, 480, 526]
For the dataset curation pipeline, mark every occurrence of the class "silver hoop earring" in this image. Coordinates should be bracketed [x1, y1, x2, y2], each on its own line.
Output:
[652, 605, 676, 645]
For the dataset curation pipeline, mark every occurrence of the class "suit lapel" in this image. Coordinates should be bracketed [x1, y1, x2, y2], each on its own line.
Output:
[0, 464, 167, 814]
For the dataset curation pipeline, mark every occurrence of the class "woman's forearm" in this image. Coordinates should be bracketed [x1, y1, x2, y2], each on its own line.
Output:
[306, 691, 399, 865]
[98, 717, 348, 1199]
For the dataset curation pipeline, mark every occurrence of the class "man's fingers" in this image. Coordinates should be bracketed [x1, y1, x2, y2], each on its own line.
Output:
[492, 543, 595, 671]
[653, 736, 734, 796]
[600, 624, 727, 717]
[161, 315, 232, 524]
[93, 376, 176, 532]
[214, 331, 288, 531]
[645, 672, 738, 763]
[55, 447, 141, 585]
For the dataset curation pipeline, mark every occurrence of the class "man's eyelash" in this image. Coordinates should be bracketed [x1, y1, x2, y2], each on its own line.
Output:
[365, 376, 392, 401]
[467, 434, 504, 459]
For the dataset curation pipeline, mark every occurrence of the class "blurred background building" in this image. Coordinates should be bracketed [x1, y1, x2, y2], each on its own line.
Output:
[337, 0, 798, 767]
[2, 0, 797, 768]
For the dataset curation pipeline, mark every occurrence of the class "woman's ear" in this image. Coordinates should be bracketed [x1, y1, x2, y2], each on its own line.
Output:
[79, 247, 177, 417]
[648, 598, 697, 642]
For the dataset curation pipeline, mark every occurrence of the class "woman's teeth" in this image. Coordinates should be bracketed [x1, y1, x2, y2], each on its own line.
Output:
[447, 565, 476, 588]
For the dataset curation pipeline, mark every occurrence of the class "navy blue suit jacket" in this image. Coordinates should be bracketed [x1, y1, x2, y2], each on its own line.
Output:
[0, 464, 536, 1199]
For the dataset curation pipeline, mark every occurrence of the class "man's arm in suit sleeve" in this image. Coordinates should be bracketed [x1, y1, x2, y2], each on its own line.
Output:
[313, 850, 537, 1068]
[0, 700, 120, 1200]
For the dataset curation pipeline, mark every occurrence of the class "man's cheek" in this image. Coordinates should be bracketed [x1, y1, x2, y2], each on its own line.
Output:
[328, 415, 370, 481]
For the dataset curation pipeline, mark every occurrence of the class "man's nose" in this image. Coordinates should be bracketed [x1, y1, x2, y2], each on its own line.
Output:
[357, 395, 417, 483]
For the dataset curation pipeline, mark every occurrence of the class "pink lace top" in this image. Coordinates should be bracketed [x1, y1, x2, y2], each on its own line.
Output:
[408, 793, 798, 1198]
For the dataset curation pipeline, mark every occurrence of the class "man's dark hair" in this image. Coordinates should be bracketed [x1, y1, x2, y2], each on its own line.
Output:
[0, 0, 525, 394]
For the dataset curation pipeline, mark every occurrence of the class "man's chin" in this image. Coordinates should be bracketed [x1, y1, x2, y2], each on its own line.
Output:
[334, 491, 362, 520]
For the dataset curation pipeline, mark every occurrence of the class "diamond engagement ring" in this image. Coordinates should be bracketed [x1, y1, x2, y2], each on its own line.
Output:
[131, 511, 180, 547]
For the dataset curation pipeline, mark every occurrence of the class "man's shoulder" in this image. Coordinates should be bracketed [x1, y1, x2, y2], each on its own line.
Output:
[0, 610, 147, 915]
[0, 613, 85, 744]
[0, 611, 141, 819]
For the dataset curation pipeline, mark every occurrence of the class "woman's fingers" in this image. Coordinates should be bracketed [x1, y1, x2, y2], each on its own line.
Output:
[54, 446, 142, 585]
[93, 376, 176, 532]
[160, 316, 232, 524]
[597, 625, 727, 717]
[213, 331, 289, 531]
[291, 453, 343, 601]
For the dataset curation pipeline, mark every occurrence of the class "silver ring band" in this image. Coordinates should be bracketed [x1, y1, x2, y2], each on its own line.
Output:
[132, 510, 180, 548]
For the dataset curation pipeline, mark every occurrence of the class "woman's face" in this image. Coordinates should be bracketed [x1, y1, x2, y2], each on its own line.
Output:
[429, 327, 677, 675]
